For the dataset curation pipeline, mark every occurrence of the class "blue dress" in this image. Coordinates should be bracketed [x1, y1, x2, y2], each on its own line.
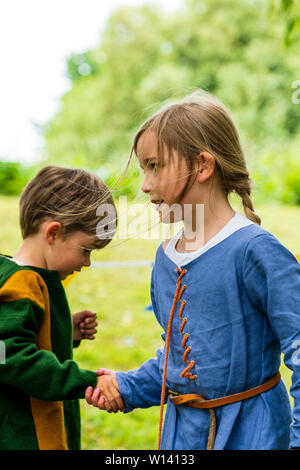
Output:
[116, 224, 300, 449]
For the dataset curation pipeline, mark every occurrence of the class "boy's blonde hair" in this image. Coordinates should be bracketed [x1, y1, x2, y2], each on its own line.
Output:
[132, 90, 261, 225]
[20, 165, 117, 248]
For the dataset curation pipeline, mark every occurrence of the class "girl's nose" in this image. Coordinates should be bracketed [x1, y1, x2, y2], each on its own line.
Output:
[141, 175, 152, 194]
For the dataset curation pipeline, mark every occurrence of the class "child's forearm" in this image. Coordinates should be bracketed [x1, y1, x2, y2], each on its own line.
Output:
[115, 349, 165, 412]
[0, 340, 98, 401]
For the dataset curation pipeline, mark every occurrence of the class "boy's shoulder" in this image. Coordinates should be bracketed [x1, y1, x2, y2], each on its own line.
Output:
[0, 255, 48, 310]
[0, 254, 41, 280]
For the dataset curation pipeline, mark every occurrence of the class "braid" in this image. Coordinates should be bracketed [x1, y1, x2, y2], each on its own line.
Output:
[217, 163, 261, 226]
[234, 180, 261, 226]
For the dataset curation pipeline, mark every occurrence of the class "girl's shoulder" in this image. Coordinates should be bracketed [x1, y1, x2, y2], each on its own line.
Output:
[159, 224, 272, 257]
[239, 224, 298, 270]
[238, 223, 286, 249]
[225, 223, 295, 262]
[154, 223, 297, 271]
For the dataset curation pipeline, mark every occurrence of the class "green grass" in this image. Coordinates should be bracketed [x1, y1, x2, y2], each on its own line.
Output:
[0, 195, 299, 449]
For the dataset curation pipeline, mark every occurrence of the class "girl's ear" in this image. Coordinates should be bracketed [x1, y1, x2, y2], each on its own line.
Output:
[44, 221, 63, 245]
[196, 152, 215, 183]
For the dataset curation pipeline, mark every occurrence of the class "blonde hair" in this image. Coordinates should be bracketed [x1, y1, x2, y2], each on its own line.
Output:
[20, 165, 117, 248]
[131, 90, 261, 225]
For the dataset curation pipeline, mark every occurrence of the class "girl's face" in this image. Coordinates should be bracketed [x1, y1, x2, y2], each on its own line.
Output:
[137, 130, 193, 223]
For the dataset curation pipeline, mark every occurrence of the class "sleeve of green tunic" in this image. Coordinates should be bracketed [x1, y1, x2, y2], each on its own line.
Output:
[0, 269, 97, 401]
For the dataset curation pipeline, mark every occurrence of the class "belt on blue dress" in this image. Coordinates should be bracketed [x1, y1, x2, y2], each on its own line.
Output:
[167, 371, 281, 450]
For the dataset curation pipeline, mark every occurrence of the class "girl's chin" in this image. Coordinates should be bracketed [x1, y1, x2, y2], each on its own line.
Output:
[159, 213, 182, 224]
[156, 202, 183, 224]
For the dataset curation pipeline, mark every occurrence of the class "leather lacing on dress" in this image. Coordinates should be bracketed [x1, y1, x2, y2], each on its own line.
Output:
[157, 265, 282, 451]
[157, 267, 217, 450]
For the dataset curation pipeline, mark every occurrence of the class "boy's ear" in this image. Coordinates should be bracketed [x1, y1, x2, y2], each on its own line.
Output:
[195, 152, 215, 183]
[44, 221, 63, 245]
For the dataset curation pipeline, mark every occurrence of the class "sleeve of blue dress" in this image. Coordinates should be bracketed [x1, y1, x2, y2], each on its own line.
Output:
[115, 267, 166, 413]
[243, 232, 300, 448]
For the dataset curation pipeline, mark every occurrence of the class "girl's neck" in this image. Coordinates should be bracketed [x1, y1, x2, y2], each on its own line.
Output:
[177, 197, 235, 253]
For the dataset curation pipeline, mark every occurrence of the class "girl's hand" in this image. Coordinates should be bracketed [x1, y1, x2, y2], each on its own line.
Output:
[85, 368, 114, 411]
[72, 310, 98, 341]
[85, 370, 125, 413]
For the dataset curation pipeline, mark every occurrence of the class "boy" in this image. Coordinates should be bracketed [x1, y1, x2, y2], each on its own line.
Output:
[0, 165, 124, 450]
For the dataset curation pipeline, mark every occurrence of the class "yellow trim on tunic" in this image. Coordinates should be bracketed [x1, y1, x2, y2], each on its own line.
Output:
[0, 270, 69, 450]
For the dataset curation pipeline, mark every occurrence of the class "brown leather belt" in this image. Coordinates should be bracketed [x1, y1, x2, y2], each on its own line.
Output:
[168, 371, 281, 408]
[168, 371, 281, 450]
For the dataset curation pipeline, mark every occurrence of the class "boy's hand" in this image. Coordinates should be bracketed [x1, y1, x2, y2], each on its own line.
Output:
[72, 310, 98, 341]
[85, 370, 125, 413]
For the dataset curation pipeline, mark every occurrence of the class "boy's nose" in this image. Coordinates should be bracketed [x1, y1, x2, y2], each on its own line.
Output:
[83, 256, 91, 267]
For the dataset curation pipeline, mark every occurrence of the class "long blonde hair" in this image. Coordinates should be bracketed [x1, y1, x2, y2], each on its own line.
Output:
[131, 90, 261, 225]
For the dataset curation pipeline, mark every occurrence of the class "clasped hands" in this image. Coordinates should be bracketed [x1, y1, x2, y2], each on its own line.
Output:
[71, 311, 124, 412]
[85, 368, 125, 413]
[72, 311, 124, 413]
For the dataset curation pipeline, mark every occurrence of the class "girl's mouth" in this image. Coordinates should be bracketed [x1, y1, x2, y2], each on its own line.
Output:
[151, 199, 164, 210]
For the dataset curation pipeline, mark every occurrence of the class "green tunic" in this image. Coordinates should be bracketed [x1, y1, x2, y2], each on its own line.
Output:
[0, 255, 98, 450]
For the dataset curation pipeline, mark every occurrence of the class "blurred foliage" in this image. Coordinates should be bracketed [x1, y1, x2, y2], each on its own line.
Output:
[5, 0, 299, 203]
[251, 138, 300, 205]
[269, 0, 300, 45]
[0, 162, 35, 196]
[43, 0, 300, 202]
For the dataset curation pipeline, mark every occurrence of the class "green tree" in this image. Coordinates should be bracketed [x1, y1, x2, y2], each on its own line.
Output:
[44, 0, 300, 201]
[269, 0, 300, 45]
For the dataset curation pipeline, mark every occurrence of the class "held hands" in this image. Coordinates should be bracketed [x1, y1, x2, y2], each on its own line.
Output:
[72, 310, 98, 341]
[85, 368, 125, 413]
[72, 313, 124, 413]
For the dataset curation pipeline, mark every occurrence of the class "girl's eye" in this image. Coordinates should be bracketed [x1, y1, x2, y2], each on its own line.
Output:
[150, 163, 158, 172]
[83, 249, 91, 254]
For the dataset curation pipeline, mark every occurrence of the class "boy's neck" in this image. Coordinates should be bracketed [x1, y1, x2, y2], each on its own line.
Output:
[14, 237, 48, 269]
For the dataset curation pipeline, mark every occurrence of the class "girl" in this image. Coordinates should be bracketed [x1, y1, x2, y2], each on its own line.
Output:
[86, 91, 300, 450]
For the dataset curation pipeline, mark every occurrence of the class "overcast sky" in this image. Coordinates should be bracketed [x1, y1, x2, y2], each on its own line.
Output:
[0, 0, 182, 164]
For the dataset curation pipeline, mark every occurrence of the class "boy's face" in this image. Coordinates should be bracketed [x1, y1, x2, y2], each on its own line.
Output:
[47, 229, 95, 280]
